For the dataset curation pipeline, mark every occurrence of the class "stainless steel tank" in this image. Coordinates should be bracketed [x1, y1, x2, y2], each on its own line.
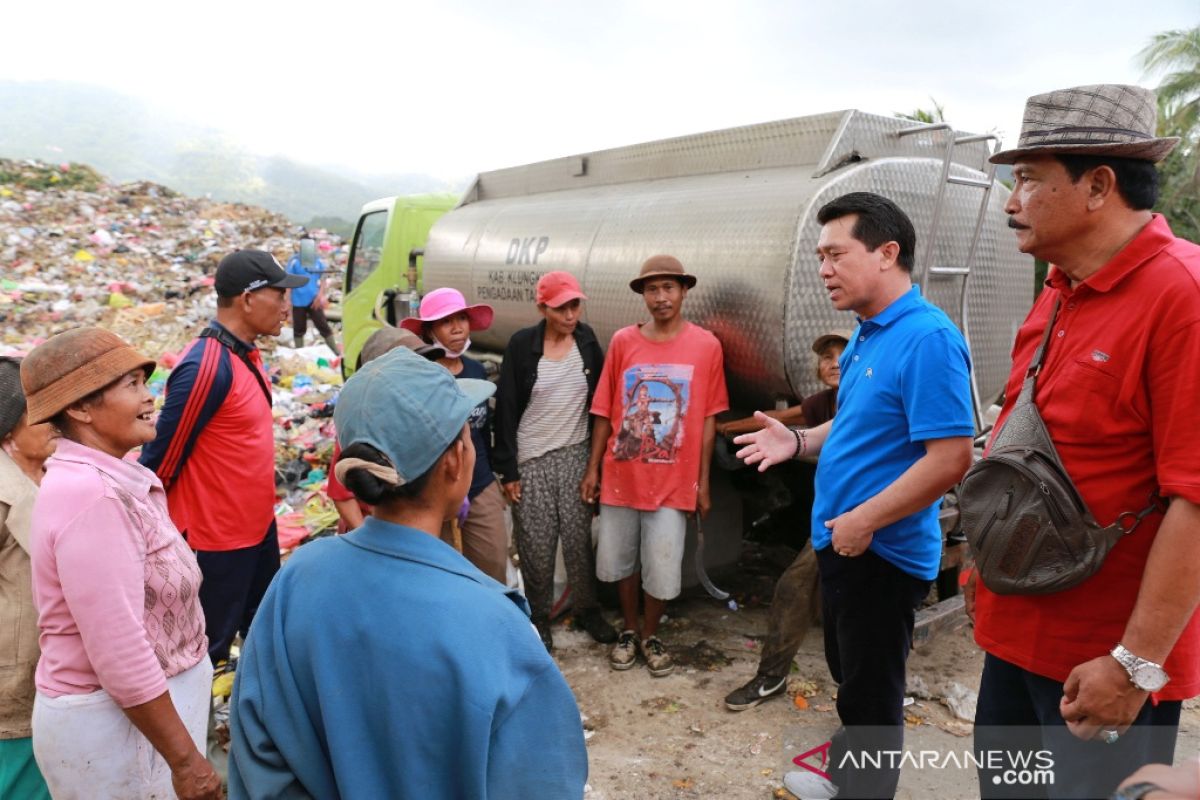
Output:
[423, 110, 1033, 419]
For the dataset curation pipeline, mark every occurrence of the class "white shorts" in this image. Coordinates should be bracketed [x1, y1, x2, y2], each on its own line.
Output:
[595, 504, 687, 600]
[33, 657, 212, 799]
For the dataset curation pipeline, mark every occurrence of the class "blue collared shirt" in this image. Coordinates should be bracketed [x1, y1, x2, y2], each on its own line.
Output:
[811, 286, 974, 580]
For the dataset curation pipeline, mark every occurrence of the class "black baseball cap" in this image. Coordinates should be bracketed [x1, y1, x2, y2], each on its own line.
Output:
[215, 249, 309, 297]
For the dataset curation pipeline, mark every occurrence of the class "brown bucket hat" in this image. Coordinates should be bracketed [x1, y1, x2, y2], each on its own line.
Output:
[20, 328, 156, 425]
[629, 254, 698, 293]
[990, 84, 1179, 165]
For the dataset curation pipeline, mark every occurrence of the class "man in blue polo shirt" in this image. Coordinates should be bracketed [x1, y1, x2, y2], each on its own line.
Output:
[736, 192, 974, 800]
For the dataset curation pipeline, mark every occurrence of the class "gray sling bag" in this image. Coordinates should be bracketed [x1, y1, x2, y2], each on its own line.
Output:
[958, 297, 1162, 595]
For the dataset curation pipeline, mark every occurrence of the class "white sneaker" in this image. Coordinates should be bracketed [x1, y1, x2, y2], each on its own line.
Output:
[783, 770, 838, 800]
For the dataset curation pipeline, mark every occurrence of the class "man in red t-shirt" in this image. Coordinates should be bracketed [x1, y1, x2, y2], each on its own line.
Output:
[965, 84, 1200, 798]
[582, 255, 728, 678]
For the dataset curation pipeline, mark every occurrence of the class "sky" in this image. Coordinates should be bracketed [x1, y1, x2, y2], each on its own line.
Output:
[5, 0, 1197, 180]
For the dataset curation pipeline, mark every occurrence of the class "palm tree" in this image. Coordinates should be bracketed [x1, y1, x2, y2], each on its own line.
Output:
[893, 98, 947, 124]
[1139, 27, 1200, 142]
[1138, 26, 1200, 242]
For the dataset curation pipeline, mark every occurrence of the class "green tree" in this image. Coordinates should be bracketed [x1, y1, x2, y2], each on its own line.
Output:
[1138, 25, 1200, 243]
[894, 98, 947, 124]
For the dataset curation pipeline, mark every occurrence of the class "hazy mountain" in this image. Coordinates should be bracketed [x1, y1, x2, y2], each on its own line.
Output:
[0, 81, 465, 235]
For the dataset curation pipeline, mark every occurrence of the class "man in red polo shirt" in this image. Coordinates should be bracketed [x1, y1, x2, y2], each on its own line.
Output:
[965, 85, 1200, 799]
[142, 250, 306, 675]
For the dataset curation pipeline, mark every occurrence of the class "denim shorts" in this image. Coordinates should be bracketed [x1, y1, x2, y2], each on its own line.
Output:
[595, 504, 687, 600]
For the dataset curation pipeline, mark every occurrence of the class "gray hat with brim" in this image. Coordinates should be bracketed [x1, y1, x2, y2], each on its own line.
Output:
[811, 329, 853, 355]
[358, 326, 446, 369]
[991, 84, 1179, 165]
[335, 346, 494, 486]
[0, 357, 26, 440]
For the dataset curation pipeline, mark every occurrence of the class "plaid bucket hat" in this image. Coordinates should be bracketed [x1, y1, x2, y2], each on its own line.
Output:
[990, 84, 1179, 165]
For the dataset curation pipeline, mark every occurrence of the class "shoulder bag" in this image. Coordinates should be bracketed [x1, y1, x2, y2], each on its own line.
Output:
[958, 297, 1162, 595]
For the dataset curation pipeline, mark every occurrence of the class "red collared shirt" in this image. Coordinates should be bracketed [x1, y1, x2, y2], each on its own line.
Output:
[974, 215, 1200, 701]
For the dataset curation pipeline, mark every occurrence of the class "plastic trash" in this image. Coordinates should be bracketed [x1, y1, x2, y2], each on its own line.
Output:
[1, 156, 349, 557]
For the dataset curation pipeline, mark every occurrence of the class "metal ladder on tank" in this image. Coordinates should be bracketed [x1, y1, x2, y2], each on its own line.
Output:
[895, 123, 1001, 433]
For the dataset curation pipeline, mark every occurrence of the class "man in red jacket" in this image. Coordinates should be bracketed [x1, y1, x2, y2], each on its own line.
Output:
[966, 85, 1200, 799]
[141, 250, 306, 673]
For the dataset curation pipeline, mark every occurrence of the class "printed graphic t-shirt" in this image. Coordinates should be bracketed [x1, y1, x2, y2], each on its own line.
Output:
[591, 322, 728, 512]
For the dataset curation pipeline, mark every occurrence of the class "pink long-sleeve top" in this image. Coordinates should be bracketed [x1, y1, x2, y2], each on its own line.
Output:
[30, 438, 207, 708]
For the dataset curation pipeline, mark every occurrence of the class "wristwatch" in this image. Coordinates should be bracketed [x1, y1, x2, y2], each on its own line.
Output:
[1110, 644, 1170, 692]
[1111, 782, 1165, 800]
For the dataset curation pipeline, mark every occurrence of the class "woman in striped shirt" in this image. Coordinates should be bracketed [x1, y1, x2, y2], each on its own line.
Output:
[494, 272, 617, 652]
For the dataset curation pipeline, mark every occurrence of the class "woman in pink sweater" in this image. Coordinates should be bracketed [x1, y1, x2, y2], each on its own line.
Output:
[21, 328, 222, 800]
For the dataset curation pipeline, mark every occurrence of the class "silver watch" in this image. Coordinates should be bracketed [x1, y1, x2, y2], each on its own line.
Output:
[1110, 644, 1170, 692]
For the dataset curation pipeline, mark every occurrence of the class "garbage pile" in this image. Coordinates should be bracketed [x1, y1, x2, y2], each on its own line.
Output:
[1, 158, 347, 549]
[0, 157, 301, 352]
[270, 346, 344, 551]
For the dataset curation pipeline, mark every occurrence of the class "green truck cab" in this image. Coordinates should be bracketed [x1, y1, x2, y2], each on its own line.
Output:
[341, 193, 458, 374]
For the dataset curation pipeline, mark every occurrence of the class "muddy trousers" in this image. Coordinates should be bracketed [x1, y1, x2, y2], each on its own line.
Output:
[819, 547, 930, 800]
[514, 442, 598, 621]
[974, 653, 1181, 800]
[756, 541, 820, 680]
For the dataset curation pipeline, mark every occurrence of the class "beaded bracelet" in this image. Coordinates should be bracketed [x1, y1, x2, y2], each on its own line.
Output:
[791, 427, 807, 459]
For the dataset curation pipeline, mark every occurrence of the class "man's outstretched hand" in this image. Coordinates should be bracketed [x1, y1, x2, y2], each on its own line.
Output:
[733, 411, 795, 472]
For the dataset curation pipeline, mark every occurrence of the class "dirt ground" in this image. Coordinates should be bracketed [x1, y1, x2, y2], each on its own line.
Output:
[552, 541, 1200, 799]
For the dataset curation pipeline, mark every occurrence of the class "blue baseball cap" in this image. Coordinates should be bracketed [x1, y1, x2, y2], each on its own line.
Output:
[334, 346, 494, 484]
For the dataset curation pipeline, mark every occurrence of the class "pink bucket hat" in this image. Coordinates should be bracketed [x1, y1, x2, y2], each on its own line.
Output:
[399, 287, 494, 336]
[536, 271, 587, 308]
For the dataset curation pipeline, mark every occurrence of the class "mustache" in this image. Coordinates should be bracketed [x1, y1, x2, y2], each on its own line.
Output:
[1007, 217, 1029, 230]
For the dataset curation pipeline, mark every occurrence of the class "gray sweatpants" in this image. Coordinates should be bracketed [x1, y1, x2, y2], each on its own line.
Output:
[514, 442, 599, 621]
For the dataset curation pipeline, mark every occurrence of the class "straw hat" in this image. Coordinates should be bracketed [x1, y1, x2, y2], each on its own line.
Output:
[20, 328, 155, 425]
